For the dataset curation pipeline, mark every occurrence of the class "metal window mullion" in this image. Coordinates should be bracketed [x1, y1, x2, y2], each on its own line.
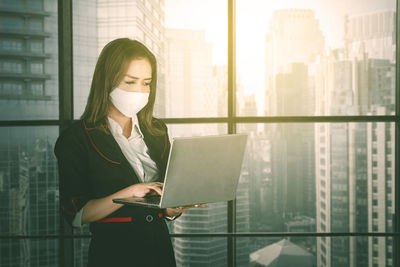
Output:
[0, 114, 391, 127]
[227, 0, 236, 266]
[0, 120, 61, 127]
[2, 232, 400, 239]
[394, 1, 400, 267]
[58, 0, 74, 266]
[0, 115, 397, 127]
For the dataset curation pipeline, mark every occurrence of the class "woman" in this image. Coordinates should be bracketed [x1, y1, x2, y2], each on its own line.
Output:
[54, 38, 195, 266]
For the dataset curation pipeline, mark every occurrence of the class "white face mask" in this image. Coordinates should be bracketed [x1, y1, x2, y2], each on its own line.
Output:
[110, 87, 150, 117]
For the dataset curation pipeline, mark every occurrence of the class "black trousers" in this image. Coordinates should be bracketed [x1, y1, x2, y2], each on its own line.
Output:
[87, 211, 176, 267]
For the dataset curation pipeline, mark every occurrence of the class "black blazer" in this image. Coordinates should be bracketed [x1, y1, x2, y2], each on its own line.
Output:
[54, 116, 172, 231]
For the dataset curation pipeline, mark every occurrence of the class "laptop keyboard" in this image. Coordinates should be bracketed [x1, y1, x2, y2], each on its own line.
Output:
[145, 195, 161, 204]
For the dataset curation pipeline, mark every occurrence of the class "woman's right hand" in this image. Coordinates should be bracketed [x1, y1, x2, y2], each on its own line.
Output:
[81, 182, 163, 225]
[127, 182, 163, 198]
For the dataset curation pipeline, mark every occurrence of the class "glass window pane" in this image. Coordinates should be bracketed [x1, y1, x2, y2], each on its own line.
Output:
[237, 123, 395, 234]
[72, 0, 97, 120]
[237, 236, 395, 267]
[0, 239, 59, 267]
[0, 127, 59, 236]
[0, 1, 59, 120]
[73, 218, 91, 265]
[28, 19, 43, 31]
[236, 0, 396, 116]
[74, 238, 90, 267]
[0, 0, 23, 9]
[173, 237, 227, 266]
[73, 0, 227, 119]
[162, 0, 227, 118]
[0, 38, 23, 51]
[26, 0, 44, 11]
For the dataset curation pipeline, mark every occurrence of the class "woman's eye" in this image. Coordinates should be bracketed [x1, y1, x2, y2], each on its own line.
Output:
[125, 81, 150, 86]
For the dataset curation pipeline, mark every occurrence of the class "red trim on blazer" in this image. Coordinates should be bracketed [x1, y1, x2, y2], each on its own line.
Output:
[97, 213, 165, 223]
[153, 119, 168, 159]
[61, 205, 76, 216]
[70, 195, 84, 213]
[82, 120, 121, 165]
[61, 196, 85, 215]
[97, 217, 132, 223]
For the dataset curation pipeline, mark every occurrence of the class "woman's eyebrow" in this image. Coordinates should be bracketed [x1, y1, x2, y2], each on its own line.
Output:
[125, 74, 152, 80]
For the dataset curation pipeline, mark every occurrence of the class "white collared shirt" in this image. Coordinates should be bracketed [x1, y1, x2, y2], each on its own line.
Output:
[107, 116, 160, 183]
[72, 115, 162, 227]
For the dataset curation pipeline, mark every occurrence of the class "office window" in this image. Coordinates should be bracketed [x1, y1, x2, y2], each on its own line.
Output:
[0, 0, 58, 121]
[154, 27, 160, 38]
[145, 17, 152, 29]
[173, 238, 227, 266]
[235, 237, 381, 266]
[0, 82, 23, 96]
[0, 0, 23, 9]
[1, 1, 398, 267]
[28, 19, 43, 31]
[30, 62, 44, 74]
[73, 0, 228, 119]
[0, 127, 59, 266]
[236, 0, 396, 116]
[30, 82, 44, 96]
[154, 9, 160, 20]
[160, 0, 228, 118]
[0, 38, 23, 51]
[136, 8, 144, 21]
[0, 60, 23, 73]
[0, 239, 59, 266]
[29, 40, 43, 53]
[26, 0, 43, 10]
[0, 19, 59, 267]
[145, 0, 152, 11]
[153, 43, 160, 55]
[237, 122, 395, 237]
[0, 17, 23, 30]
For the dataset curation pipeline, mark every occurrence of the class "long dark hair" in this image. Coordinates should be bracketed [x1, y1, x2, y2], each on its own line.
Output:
[81, 38, 164, 136]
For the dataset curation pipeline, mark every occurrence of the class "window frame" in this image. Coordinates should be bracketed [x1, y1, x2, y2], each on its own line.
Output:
[0, 0, 398, 267]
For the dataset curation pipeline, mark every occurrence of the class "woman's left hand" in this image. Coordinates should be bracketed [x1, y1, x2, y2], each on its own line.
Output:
[165, 204, 207, 217]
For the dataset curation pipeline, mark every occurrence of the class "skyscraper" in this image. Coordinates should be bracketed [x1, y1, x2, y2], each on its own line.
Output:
[344, 10, 396, 63]
[165, 28, 214, 120]
[0, 1, 59, 266]
[315, 23, 395, 266]
[0, 0, 58, 120]
[264, 62, 316, 223]
[264, 8, 325, 116]
[263, 10, 322, 230]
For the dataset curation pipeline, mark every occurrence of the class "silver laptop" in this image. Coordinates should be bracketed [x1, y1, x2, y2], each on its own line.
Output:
[112, 133, 248, 209]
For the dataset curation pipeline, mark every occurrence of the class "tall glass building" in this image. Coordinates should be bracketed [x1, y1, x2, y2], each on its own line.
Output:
[0, 1, 398, 267]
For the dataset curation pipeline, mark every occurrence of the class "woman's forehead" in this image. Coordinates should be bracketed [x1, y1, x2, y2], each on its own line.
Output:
[125, 58, 152, 78]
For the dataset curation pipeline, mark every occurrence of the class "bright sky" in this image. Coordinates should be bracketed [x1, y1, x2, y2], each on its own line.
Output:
[165, 0, 395, 113]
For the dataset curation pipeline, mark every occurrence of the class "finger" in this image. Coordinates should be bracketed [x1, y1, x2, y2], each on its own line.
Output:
[149, 185, 162, 195]
[152, 183, 164, 190]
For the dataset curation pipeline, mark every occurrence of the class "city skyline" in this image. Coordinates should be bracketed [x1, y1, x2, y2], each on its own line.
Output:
[0, 0, 397, 266]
